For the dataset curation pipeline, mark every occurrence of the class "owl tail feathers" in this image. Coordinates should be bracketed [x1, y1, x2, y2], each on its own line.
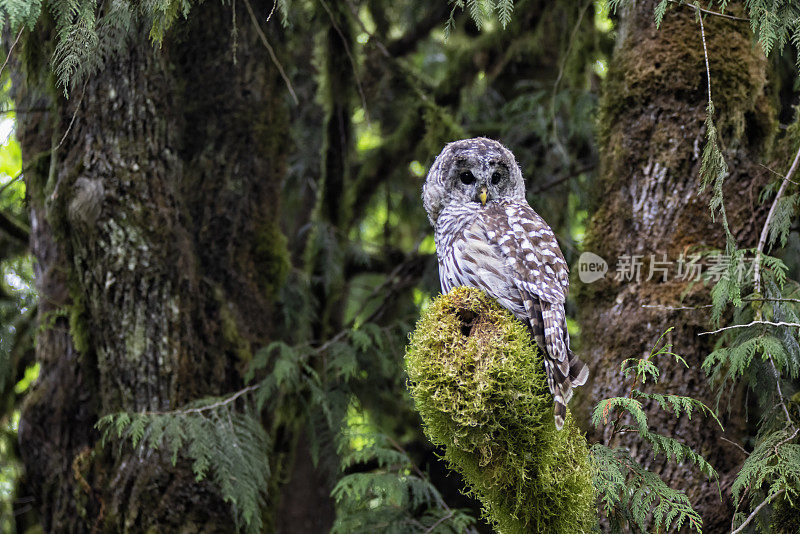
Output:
[553, 392, 567, 430]
[552, 351, 588, 430]
[569, 350, 589, 387]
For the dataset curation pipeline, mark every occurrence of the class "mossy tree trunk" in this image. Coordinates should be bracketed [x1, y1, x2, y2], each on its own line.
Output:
[11, 3, 333, 531]
[574, 3, 775, 530]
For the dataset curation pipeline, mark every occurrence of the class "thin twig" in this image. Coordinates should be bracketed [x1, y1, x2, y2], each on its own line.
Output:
[754, 142, 800, 295]
[0, 27, 24, 82]
[0, 171, 22, 196]
[56, 79, 88, 150]
[771, 357, 794, 423]
[319, 0, 370, 121]
[699, 320, 800, 335]
[774, 427, 799, 455]
[670, 0, 749, 22]
[697, 7, 712, 107]
[730, 488, 785, 534]
[344, 0, 390, 57]
[424, 511, 454, 533]
[759, 163, 800, 186]
[549, 0, 591, 159]
[0, 106, 53, 114]
[243, 0, 299, 105]
[642, 303, 713, 311]
[643, 297, 800, 311]
[266, 0, 277, 22]
[720, 436, 749, 457]
[529, 164, 596, 195]
[746, 296, 800, 305]
[142, 385, 260, 416]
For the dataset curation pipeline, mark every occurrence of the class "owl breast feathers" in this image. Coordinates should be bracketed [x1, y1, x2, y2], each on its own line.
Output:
[422, 137, 589, 430]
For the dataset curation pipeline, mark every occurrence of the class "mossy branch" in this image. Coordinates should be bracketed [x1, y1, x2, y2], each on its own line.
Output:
[405, 287, 595, 534]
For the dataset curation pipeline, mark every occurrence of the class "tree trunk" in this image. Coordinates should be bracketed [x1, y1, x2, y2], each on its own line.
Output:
[10, 3, 331, 531]
[574, 2, 775, 531]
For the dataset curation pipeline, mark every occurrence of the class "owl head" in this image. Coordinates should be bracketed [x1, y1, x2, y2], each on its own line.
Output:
[422, 137, 525, 226]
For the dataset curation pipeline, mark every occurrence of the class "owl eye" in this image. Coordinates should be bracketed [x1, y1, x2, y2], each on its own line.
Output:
[491, 171, 502, 185]
[459, 171, 476, 185]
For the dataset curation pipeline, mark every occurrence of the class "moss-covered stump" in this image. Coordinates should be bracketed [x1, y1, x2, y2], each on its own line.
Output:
[405, 287, 595, 533]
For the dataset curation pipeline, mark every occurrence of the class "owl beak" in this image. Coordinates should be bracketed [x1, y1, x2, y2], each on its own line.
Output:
[479, 185, 488, 206]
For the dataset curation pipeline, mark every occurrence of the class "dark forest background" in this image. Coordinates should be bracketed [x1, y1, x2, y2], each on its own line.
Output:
[0, 0, 799, 532]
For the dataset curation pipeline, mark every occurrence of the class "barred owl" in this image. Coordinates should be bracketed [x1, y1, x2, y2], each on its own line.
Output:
[422, 137, 589, 429]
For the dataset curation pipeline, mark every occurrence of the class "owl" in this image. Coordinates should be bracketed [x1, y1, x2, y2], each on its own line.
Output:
[422, 137, 589, 429]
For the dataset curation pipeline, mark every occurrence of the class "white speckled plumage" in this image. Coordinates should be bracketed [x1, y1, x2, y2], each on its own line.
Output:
[423, 137, 589, 429]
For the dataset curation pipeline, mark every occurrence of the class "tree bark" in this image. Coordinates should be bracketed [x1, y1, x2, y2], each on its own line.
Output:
[11, 2, 322, 531]
[574, 2, 775, 531]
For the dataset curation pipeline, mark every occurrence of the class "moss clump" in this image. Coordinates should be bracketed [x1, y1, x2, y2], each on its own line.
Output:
[68, 289, 90, 355]
[405, 287, 595, 533]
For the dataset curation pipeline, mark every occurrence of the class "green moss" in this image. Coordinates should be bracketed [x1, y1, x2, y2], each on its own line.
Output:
[213, 285, 252, 364]
[405, 287, 595, 534]
[252, 219, 290, 299]
[69, 290, 90, 355]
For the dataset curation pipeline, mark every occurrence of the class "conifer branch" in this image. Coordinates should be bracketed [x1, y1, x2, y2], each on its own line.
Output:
[753, 142, 800, 295]
[749, 142, 800, 428]
[730, 488, 785, 534]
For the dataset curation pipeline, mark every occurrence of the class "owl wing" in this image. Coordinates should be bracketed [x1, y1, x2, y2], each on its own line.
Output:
[445, 201, 589, 429]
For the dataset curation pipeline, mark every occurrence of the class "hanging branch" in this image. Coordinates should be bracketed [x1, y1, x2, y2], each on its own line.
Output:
[753, 143, 800, 295]
[242, 0, 299, 105]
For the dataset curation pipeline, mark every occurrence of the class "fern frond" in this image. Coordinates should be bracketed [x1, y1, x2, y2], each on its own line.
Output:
[51, 0, 99, 95]
[640, 388, 719, 418]
[654, 0, 669, 28]
[332, 435, 475, 534]
[495, 0, 513, 28]
[591, 444, 703, 533]
[731, 428, 800, 529]
[96, 403, 270, 534]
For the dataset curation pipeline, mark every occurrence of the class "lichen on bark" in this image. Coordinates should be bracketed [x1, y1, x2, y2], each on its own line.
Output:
[405, 287, 595, 534]
[12, 1, 297, 530]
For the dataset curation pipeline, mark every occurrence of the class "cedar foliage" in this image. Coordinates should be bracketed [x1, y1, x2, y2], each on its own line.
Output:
[590, 329, 720, 533]
[1, 0, 800, 532]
